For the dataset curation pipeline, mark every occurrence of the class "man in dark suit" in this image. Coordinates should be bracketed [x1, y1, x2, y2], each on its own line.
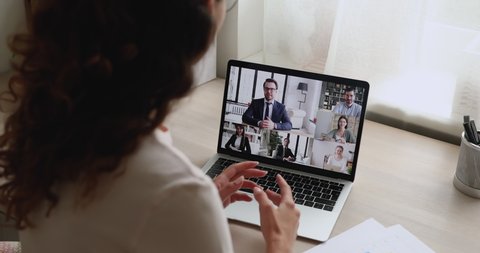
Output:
[275, 138, 296, 162]
[242, 78, 292, 130]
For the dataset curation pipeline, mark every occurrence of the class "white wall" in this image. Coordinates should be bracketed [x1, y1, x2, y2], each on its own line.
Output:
[193, 40, 217, 85]
[238, 0, 264, 60]
[217, 0, 264, 78]
[0, 0, 25, 74]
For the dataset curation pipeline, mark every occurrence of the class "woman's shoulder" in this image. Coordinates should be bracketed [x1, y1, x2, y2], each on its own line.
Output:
[328, 128, 337, 134]
[123, 130, 211, 188]
[345, 129, 355, 138]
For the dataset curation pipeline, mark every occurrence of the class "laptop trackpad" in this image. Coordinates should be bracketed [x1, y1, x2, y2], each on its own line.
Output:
[225, 198, 337, 242]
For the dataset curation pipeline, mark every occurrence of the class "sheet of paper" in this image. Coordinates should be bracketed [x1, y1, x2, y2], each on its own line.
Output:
[382, 225, 435, 253]
[304, 218, 435, 253]
[304, 218, 386, 253]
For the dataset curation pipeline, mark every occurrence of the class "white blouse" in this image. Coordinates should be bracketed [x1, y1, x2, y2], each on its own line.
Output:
[20, 129, 233, 253]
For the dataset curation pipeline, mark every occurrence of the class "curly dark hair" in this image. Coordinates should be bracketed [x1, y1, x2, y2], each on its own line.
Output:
[0, 0, 216, 228]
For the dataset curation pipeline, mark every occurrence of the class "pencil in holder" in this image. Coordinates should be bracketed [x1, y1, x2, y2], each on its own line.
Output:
[453, 131, 480, 198]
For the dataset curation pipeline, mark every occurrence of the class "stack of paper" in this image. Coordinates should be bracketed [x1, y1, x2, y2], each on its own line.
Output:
[304, 218, 435, 253]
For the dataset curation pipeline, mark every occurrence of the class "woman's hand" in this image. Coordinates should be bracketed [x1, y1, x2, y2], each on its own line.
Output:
[253, 174, 300, 253]
[213, 161, 266, 207]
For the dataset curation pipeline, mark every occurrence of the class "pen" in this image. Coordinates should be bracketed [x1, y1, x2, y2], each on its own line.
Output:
[463, 122, 474, 143]
[463, 115, 478, 144]
[469, 120, 480, 144]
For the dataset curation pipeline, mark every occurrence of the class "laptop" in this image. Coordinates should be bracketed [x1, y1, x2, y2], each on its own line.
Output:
[201, 60, 369, 242]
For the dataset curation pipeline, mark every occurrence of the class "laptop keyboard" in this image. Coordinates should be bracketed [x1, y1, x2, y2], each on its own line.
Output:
[206, 158, 344, 212]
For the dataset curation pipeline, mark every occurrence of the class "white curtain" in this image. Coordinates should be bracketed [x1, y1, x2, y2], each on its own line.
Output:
[262, 0, 480, 143]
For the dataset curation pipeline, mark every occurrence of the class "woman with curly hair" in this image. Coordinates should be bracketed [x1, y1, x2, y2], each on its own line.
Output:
[0, 0, 299, 252]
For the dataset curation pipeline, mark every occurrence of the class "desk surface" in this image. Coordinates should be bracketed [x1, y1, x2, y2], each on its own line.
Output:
[166, 78, 480, 253]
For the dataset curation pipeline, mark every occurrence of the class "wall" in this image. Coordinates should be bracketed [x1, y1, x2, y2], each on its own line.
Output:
[193, 40, 217, 85]
[0, 0, 25, 74]
[217, 0, 264, 78]
[0, 211, 18, 241]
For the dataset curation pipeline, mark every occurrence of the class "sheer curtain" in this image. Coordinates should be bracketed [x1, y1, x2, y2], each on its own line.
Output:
[260, 0, 480, 144]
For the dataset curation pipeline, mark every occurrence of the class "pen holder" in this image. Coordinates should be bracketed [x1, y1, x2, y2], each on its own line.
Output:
[453, 131, 480, 198]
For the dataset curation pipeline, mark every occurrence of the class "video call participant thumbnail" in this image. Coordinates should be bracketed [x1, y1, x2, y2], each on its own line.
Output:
[242, 78, 292, 130]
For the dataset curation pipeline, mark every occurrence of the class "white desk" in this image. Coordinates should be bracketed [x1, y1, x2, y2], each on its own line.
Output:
[166, 78, 480, 253]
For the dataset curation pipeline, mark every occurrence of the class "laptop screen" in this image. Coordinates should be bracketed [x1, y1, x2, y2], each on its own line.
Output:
[218, 60, 369, 181]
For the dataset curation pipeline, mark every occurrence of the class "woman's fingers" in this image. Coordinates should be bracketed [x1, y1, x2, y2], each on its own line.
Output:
[265, 189, 281, 206]
[216, 175, 243, 199]
[229, 192, 253, 204]
[275, 174, 294, 203]
[253, 174, 294, 208]
[253, 174, 300, 253]
[221, 161, 260, 179]
[253, 187, 274, 208]
[214, 161, 298, 212]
